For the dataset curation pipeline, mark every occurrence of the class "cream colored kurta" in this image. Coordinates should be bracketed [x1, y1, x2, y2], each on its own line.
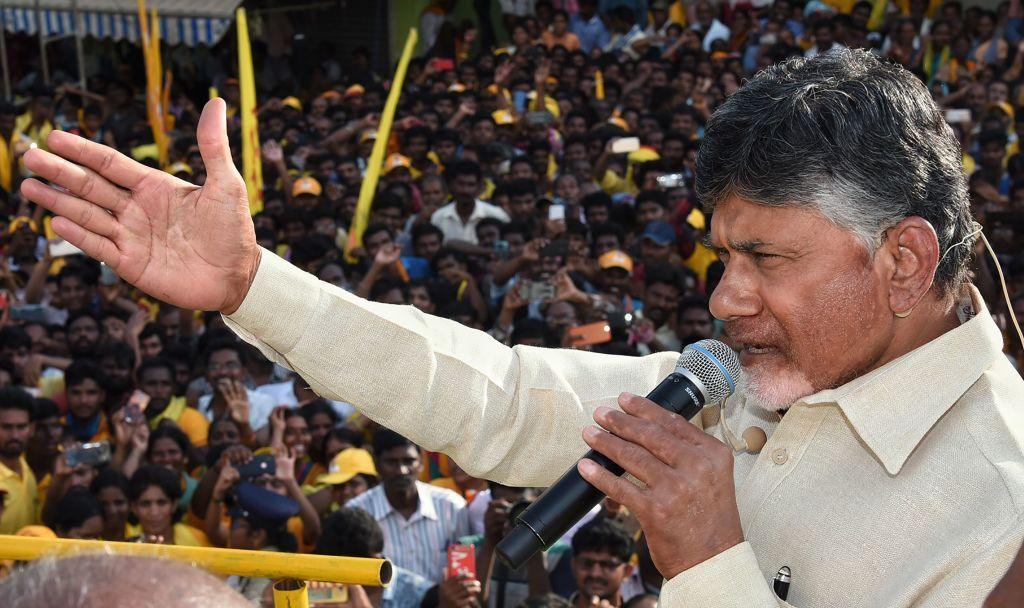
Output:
[226, 249, 1024, 607]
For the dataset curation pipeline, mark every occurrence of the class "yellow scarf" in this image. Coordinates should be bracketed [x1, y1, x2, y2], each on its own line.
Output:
[148, 396, 188, 430]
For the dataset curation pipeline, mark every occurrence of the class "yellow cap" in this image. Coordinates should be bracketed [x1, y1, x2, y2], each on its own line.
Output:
[292, 175, 323, 197]
[598, 250, 634, 273]
[492, 109, 515, 125]
[16, 525, 57, 539]
[448, 83, 467, 93]
[628, 147, 661, 163]
[383, 153, 412, 174]
[359, 130, 378, 144]
[317, 448, 378, 486]
[8, 216, 38, 234]
[165, 161, 193, 176]
[282, 96, 303, 112]
[344, 84, 366, 98]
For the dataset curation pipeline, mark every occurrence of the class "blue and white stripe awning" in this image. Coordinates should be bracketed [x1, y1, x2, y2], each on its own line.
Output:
[0, 1, 242, 47]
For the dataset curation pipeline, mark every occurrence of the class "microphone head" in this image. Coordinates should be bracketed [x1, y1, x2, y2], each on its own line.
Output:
[678, 339, 741, 405]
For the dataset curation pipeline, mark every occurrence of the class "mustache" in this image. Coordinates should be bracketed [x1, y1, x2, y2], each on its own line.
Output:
[723, 321, 786, 348]
[584, 578, 608, 587]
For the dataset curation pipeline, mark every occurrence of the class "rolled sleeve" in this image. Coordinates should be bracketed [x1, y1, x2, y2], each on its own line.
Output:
[659, 542, 782, 608]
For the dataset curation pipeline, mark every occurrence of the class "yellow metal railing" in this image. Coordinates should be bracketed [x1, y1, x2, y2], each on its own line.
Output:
[0, 534, 391, 607]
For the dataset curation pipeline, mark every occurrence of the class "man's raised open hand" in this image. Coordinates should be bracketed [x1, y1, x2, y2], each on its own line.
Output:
[19, 98, 261, 314]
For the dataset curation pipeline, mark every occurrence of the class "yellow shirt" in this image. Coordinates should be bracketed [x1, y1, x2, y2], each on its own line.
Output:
[149, 396, 210, 448]
[226, 250, 1024, 608]
[682, 242, 719, 284]
[0, 456, 39, 534]
[127, 522, 211, 547]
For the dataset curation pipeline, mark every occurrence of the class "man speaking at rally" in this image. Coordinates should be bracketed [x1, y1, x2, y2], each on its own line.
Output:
[18, 49, 1024, 606]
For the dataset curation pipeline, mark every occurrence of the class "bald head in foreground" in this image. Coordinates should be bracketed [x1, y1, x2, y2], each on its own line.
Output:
[0, 554, 251, 608]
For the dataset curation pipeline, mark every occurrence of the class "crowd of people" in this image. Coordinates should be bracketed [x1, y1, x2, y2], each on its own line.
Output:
[0, 0, 1021, 606]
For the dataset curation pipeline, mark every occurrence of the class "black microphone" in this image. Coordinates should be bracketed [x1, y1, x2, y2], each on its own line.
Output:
[495, 339, 741, 570]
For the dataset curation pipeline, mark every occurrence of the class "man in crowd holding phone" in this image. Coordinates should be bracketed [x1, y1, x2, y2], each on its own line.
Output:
[346, 430, 469, 583]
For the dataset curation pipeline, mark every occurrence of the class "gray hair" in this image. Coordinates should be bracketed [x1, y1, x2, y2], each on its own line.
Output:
[696, 49, 975, 297]
[0, 554, 252, 608]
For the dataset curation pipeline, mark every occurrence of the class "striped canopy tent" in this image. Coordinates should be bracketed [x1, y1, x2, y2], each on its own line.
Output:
[1, 0, 242, 46]
[0, 0, 242, 98]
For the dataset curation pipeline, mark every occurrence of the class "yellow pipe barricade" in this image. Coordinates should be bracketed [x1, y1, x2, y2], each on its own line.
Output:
[0, 535, 392, 587]
[274, 580, 311, 608]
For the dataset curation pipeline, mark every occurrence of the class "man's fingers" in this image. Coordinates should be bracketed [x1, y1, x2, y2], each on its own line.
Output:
[22, 149, 129, 213]
[45, 130, 151, 190]
[50, 217, 121, 267]
[592, 405, 689, 468]
[20, 179, 120, 238]
[618, 392, 710, 445]
[578, 457, 647, 511]
[582, 425, 667, 487]
[197, 98, 241, 182]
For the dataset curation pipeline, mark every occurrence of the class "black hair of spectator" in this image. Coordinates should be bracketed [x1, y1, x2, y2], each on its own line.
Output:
[433, 128, 460, 145]
[316, 507, 384, 557]
[475, 216, 506, 236]
[32, 397, 60, 421]
[65, 309, 99, 332]
[510, 318, 548, 346]
[438, 301, 477, 323]
[65, 359, 108, 391]
[500, 220, 531, 240]
[374, 191, 405, 213]
[146, 424, 192, 462]
[636, 189, 668, 209]
[633, 161, 666, 188]
[581, 191, 612, 212]
[138, 322, 164, 344]
[0, 325, 32, 351]
[979, 129, 1009, 149]
[201, 337, 247, 368]
[51, 486, 103, 534]
[96, 340, 137, 371]
[300, 399, 340, 427]
[57, 264, 97, 288]
[99, 307, 130, 323]
[430, 247, 468, 274]
[590, 222, 626, 245]
[508, 178, 538, 198]
[571, 518, 634, 562]
[290, 234, 338, 268]
[137, 356, 176, 382]
[128, 465, 183, 520]
[677, 295, 711, 318]
[565, 219, 589, 240]
[411, 222, 445, 246]
[445, 159, 483, 184]
[363, 222, 394, 243]
[323, 427, 365, 454]
[371, 428, 415, 457]
[645, 262, 687, 292]
[90, 466, 130, 496]
[608, 202, 636, 228]
[369, 277, 409, 303]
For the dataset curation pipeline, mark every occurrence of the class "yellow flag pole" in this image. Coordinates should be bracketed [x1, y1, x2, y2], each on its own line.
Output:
[0, 535, 391, 587]
[236, 7, 264, 215]
[345, 28, 419, 262]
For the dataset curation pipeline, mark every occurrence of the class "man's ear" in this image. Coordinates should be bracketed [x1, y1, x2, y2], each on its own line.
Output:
[881, 216, 941, 315]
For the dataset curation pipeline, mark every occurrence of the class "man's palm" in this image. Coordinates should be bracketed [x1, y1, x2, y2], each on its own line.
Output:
[20, 98, 260, 313]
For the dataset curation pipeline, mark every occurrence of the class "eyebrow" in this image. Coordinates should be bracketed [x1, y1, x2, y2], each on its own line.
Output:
[703, 234, 771, 253]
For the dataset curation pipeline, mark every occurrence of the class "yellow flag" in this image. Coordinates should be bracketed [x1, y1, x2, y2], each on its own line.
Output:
[236, 8, 263, 215]
[345, 28, 418, 261]
[138, 0, 167, 166]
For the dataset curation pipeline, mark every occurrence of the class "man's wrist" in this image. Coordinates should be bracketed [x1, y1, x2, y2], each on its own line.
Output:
[221, 247, 263, 315]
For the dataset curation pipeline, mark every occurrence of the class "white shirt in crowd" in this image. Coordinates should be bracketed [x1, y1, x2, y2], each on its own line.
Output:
[431, 200, 510, 245]
[255, 380, 356, 421]
[346, 481, 470, 583]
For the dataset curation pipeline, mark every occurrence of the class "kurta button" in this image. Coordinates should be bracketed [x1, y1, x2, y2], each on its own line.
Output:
[771, 447, 789, 465]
